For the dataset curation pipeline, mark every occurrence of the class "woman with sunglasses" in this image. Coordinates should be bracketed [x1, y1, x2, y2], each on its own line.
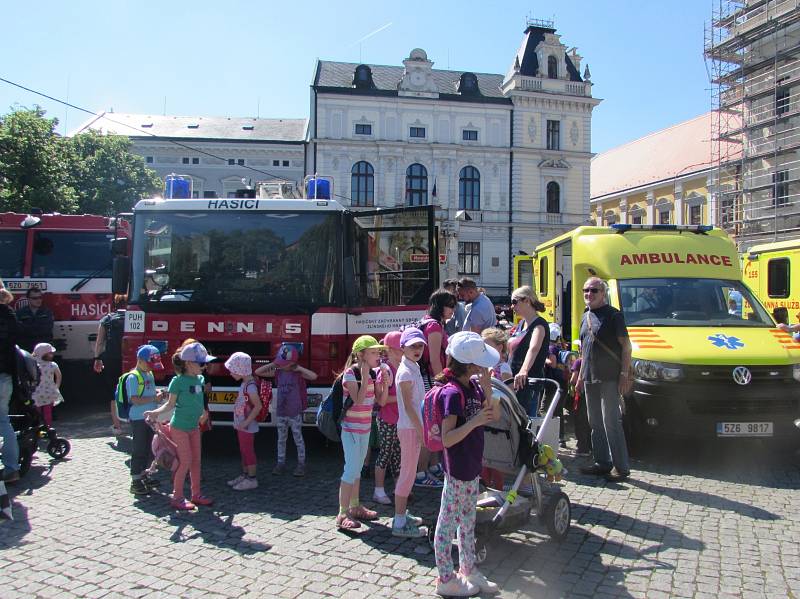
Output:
[508, 286, 549, 416]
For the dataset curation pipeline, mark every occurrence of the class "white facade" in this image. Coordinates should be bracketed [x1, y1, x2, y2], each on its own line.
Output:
[309, 24, 600, 296]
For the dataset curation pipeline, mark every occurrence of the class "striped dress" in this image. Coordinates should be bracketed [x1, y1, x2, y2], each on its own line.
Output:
[341, 367, 375, 435]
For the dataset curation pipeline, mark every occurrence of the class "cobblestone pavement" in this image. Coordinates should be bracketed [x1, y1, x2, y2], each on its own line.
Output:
[1, 400, 799, 599]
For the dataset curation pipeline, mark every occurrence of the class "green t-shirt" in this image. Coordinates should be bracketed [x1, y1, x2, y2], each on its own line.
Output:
[168, 374, 205, 432]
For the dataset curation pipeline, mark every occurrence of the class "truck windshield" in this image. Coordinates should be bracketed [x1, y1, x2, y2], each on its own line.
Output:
[618, 278, 773, 327]
[130, 210, 341, 313]
[31, 231, 114, 278]
[0, 231, 26, 278]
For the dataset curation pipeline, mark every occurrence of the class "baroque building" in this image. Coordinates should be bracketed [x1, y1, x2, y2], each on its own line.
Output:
[308, 20, 600, 295]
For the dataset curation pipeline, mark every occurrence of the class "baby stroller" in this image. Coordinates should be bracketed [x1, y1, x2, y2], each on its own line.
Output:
[10, 347, 71, 476]
[430, 377, 570, 564]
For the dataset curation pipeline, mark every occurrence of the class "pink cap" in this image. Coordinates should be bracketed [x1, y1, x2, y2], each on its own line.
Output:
[380, 331, 402, 350]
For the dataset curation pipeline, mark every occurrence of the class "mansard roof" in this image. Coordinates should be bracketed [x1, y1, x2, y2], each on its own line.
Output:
[506, 25, 583, 83]
[314, 61, 510, 104]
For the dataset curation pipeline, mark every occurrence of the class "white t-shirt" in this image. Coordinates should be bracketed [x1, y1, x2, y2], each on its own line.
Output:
[395, 355, 425, 431]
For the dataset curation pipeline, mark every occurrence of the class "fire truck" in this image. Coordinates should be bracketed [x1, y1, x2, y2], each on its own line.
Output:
[111, 183, 439, 426]
[0, 211, 128, 361]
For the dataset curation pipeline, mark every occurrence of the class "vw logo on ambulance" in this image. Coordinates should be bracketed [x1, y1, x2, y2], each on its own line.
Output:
[732, 366, 752, 386]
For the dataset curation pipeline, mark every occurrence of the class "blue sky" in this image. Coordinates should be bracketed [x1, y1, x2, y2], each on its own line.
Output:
[1, 1, 711, 153]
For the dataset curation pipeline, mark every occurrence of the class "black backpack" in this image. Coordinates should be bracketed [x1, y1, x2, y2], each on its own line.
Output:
[316, 367, 376, 442]
[102, 310, 125, 362]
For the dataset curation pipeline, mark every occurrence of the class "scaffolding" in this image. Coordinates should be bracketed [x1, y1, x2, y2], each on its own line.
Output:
[705, 0, 800, 249]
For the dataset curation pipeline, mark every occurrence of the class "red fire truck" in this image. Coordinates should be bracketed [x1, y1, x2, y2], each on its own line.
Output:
[111, 193, 439, 426]
[0, 211, 128, 361]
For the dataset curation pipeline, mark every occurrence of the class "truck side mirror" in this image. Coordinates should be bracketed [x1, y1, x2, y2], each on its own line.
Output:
[111, 237, 129, 256]
[112, 256, 130, 295]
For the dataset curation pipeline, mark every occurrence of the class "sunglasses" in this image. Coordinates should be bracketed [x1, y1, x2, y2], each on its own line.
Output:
[511, 298, 525, 305]
[583, 287, 601, 294]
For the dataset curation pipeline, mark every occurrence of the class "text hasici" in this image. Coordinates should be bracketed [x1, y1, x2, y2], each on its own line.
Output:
[619, 253, 733, 266]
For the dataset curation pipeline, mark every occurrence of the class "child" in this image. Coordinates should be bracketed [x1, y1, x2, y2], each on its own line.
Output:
[255, 343, 317, 476]
[224, 351, 261, 490]
[479, 329, 511, 490]
[480, 328, 513, 383]
[392, 327, 428, 538]
[31, 343, 63, 428]
[433, 331, 500, 597]
[145, 341, 215, 511]
[124, 345, 164, 495]
[335, 335, 386, 530]
[373, 331, 402, 505]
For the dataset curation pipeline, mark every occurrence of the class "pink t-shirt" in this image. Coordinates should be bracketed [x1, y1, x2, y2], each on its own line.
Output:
[377, 362, 399, 425]
[421, 318, 448, 377]
[341, 367, 376, 435]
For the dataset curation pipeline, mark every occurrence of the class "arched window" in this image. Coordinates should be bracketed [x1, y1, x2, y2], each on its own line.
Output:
[351, 161, 374, 207]
[547, 56, 558, 79]
[546, 182, 560, 213]
[406, 163, 428, 206]
[459, 166, 481, 210]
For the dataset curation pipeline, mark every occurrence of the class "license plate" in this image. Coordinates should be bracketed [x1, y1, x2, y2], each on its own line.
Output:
[210, 391, 237, 404]
[716, 422, 773, 437]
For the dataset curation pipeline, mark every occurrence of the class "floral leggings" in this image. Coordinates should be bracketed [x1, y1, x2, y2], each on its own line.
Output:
[375, 417, 401, 478]
[433, 473, 479, 582]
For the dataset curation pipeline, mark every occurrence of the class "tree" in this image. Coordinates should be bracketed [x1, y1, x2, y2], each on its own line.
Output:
[0, 107, 77, 213]
[67, 130, 161, 215]
[0, 106, 162, 216]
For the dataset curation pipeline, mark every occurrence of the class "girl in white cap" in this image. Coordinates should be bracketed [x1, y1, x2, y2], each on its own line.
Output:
[224, 352, 262, 491]
[432, 331, 500, 597]
[32, 342, 63, 427]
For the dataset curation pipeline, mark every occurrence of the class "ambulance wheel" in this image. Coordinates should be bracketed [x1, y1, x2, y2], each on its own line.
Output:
[47, 438, 71, 460]
[543, 491, 570, 541]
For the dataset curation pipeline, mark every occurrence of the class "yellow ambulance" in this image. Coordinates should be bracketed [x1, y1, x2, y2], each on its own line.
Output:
[743, 239, 800, 320]
[524, 224, 800, 443]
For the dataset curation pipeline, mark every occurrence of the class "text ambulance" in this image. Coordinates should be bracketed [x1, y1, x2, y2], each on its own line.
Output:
[0, 211, 127, 361]
[520, 224, 800, 443]
[111, 195, 438, 426]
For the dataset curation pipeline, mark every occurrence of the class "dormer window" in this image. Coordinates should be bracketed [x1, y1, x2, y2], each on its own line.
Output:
[353, 64, 375, 89]
[547, 56, 558, 79]
[457, 72, 480, 96]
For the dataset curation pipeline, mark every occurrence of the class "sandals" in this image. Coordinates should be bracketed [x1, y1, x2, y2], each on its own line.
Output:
[348, 505, 379, 521]
[191, 495, 214, 506]
[336, 514, 361, 530]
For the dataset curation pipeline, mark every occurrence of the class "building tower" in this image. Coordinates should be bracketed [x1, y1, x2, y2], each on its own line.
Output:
[706, 1, 800, 249]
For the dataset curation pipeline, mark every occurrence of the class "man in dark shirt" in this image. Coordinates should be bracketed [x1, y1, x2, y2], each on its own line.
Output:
[0, 287, 21, 483]
[15, 287, 54, 352]
[577, 276, 632, 481]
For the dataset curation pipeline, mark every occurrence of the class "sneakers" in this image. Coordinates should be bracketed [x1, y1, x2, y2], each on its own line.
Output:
[579, 464, 612, 476]
[227, 474, 246, 487]
[467, 570, 500, 594]
[272, 463, 286, 475]
[414, 473, 444, 488]
[129, 479, 149, 495]
[170, 497, 196, 511]
[372, 492, 392, 505]
[405, 511, 423, 526]
[232, 477, 258, 491]
[605, 468, 631, 482]
[191, 495, 214, 506]
[436, 574, 479, 597]
[428, 463, 445, 479]
[292, 464, 305, 477]
[392, 519, 426, 538]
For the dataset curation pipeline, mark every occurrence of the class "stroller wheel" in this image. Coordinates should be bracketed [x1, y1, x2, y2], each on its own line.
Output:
[542, 491, 571, 541]
[47, 438, 71, 460]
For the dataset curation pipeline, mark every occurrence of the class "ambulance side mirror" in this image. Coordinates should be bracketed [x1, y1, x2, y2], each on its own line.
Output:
[112, 256, 130, 295]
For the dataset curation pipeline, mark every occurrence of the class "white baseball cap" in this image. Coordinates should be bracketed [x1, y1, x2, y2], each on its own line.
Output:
[549, 322, 562, 341]
[446, 331, 499, 368]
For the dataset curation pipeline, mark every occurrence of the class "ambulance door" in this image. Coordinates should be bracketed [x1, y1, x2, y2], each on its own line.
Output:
[534, 247, 556, 323]
[554, 241, 573, 341]
[513, 255, 535, 290]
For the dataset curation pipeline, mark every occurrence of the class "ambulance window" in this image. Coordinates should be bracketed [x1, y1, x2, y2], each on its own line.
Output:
[767, 258, 790, 298]
[518, 259, 533, 289]
[538, 257, 548, 295]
